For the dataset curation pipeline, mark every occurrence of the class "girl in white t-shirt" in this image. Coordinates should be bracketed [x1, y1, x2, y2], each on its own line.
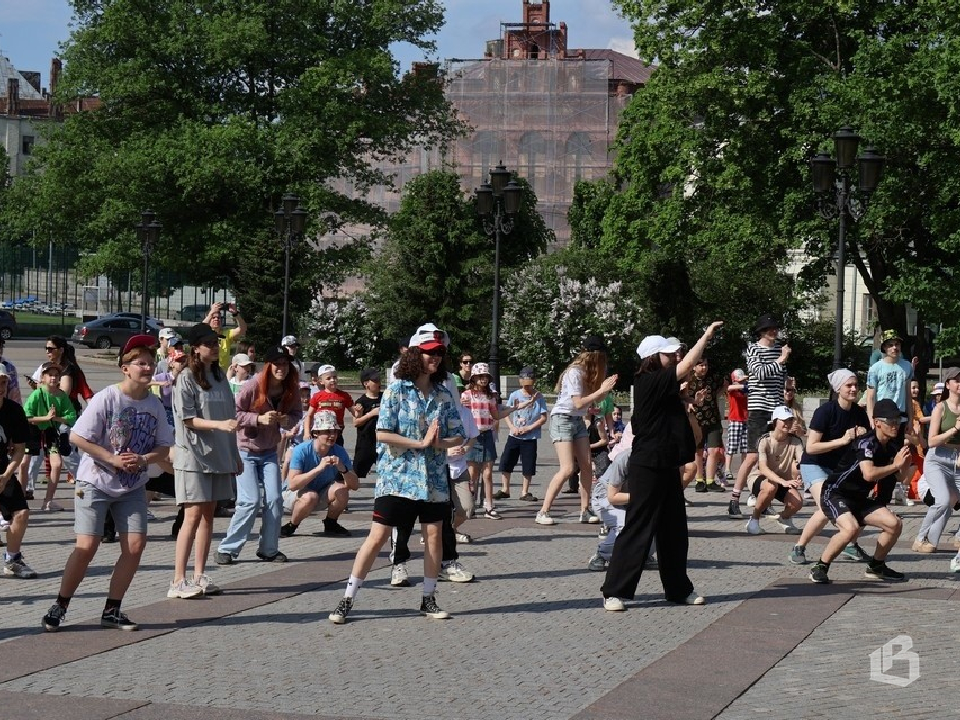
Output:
[535, 336, 617, 526]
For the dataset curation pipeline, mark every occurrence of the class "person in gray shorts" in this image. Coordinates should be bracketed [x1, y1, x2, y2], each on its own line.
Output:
[41, 335, 175, 633]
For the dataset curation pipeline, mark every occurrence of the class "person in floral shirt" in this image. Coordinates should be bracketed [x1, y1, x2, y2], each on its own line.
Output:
[328, 325, 464, 625]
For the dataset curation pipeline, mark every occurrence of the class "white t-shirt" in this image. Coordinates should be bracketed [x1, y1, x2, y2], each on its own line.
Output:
[447, 404, 480, 479]
[551, 366, 586, 417]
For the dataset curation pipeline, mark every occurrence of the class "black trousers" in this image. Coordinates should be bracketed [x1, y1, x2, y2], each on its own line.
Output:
[601, 462, 693, 601]
[392, 475, 457, 565]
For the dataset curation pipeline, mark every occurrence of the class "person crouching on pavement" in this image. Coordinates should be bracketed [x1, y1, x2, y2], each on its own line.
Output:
[808, 398, 911, 584]
[744, 406, 804, 536]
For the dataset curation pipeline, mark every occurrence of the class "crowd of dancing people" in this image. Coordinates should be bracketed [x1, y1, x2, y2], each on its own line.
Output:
[1, 304, 959, 631]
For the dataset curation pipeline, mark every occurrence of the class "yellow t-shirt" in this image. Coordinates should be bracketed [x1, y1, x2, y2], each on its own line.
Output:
[218, 327, 242, 368]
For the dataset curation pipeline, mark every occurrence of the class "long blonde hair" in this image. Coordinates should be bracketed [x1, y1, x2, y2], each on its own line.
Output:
[555, 350, 607, 396]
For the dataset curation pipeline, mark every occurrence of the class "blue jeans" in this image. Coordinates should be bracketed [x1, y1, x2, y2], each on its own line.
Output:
[218, 450, 282, 558]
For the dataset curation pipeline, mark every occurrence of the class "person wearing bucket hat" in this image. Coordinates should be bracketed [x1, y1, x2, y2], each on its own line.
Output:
[916, 367, 960, 562]
[728, 314, 792, 519]
[743, 407, 804, 536]
[807, 398, 912, 584]
[327, 330, 464, 625]
[168, 322, 242, 600]
[282, 411, 357, 541]
[535, 336, 618, 527]
[789, 368, 870, 566]
[461, 362, 538, 520]
[600, 321, 722, 612]
[216, 344, 303, 564]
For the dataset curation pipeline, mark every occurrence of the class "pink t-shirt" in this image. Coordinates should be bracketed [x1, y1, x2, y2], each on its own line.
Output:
[460, 390, 500, 432]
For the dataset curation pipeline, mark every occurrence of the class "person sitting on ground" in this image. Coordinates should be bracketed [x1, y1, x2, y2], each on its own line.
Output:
[807, 398, 911, 584]
[0, 365, 36, 578]
[281, 411, 357, 538]
[24, 362, 78, 512]
[745, 406, 804, 536]
[587, 449, 633, 573]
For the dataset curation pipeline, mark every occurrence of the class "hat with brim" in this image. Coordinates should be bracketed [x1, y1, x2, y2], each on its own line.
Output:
[360, 368, 381, 383]
[873, 398, 906, 423]
[943, 367, 960, 382]
[119, 334, 157, 367]
[636, 335, 681, 360]
[311, 409, 342, 432]
[880, 329, 903, 346]
[185, 323, 222, 347]
[409, 323, 450, 351]
[754, 313, 780, 334]
[771, 406, 795, 423]
[583, 335, 607, 353]
[262, 346, 288, 364]
[933, 382, 946, 394]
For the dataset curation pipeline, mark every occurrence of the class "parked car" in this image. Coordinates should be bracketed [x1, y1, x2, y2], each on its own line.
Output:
[175, 304, 212, 323]
[71, 317, 160, 349]
[0, 310, 16, 340]
[100, 311, 164, 326]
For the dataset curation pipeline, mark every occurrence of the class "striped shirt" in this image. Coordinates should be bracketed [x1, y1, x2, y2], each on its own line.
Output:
[745, 342, 786, 414]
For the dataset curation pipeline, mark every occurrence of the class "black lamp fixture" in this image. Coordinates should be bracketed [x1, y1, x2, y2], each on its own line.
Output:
[474, 162, 522, 392]
[810, 126, 886, 370]
[274, 193, 310, 338]
[135, 209, 162, 333]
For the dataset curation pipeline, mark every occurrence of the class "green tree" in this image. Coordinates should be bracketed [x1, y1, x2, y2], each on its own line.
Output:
[0, 0, 459, 346]
[607, 0, 960, 360]
[363, 170, 552, 359]
[568, 178, 616, 249]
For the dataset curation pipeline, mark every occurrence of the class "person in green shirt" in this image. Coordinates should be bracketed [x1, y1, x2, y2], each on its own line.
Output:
[24, 362, 78, 512]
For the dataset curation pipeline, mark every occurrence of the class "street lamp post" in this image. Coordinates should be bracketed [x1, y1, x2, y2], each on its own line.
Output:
[810, 127, 886, 370]
[475, 163, 522, 393]
[274, 193, 309, 339]
[135, 210, 162, 333]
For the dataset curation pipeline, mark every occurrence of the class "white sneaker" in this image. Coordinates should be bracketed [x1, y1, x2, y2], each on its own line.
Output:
[535, 511, 555, 526]
[745, 517, 764, 535]
[193, 573, 222, 596]
[167, 579, 203, 599]
[673, 590, 706, 605]
[579, 510, 600, 524]
[439, 561, 474, 583]
[746, 494, 757, 508]
[390, 562, 411, 587]
[950, 556, 960, 573]
[0, 518, 10, 532]
[454, 532, 473, 544]
[603, 596, 626, 612]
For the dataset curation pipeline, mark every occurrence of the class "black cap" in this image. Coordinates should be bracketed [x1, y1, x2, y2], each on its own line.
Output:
[873, 398, 906, 422]
[583, 335, 607, 353]
[262, 345, 288, 364]
[754, 313, 780, 333]
[185, 323, 222, 346]
[518, 366, 536, 378]
[360, 367, 381, 383]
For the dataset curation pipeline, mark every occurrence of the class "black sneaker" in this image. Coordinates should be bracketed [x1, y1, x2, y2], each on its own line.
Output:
[256, 551, 288, 563]
[419, 594, 450, 619]
[101, 608, 139, 631]
[728, 499, 743, 518]
[694, 480, 707, 493]
[323, 518, 351, 537]
[328, 597, 353, 624]
[102, 532, 118, 544]
[865, 561, 906, 582]
[706, 481, 726, 493]
[214, 552, 234, 565]
[809, 562, 831, 584]
[42, 603, 67, 632]
[279, 522, 297, 538]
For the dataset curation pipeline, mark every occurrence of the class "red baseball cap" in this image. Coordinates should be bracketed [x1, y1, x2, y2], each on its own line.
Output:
[119, 334, 157, 366]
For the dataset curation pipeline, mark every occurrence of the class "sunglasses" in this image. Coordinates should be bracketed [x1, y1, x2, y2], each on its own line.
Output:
[461, 359, 472, 365]
[45, 346, 58, 352]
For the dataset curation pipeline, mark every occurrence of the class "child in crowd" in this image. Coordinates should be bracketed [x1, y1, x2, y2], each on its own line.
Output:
[496, 366, 547, 502]
[304, 364, 353, 446]
[24, 363, 78, 512]
[724, 368, 749, 482]
[226, 353, 255, 396]
[587, 450, 636, 572]
[351, 368, 383, 480]
[152, 346, 187, 427]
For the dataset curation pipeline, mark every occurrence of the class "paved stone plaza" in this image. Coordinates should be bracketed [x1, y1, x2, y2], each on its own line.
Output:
[0, 343, 958, 719]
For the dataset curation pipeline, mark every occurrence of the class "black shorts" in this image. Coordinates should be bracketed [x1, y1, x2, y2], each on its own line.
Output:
[821, 487, 885, 526]
[746, 410, 772, 453]
[0, 478, 29, 521]
[697, 424, 723, 450]
[498, 435, 538, 476]
[353, 445, 377, 479]
[372, 496, 447, 527]
[751, 476, 790, 503]
[26, 426, 58, 457]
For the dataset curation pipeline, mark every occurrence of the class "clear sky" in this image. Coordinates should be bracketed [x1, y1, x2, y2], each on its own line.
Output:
[0, 0, 638, 86]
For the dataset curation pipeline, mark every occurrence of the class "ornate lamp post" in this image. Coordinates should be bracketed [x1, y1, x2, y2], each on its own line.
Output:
[475, 163, 522, 392]
[274, 193, 309, 339]
[810, 127, 886, 370]
[135, 210, 162, 333]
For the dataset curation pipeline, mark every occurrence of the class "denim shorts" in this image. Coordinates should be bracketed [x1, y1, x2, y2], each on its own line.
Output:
[466, 429, 498, 464]
[549, 413, 588, 444]
[799, 463, 830, 490]
[74, 482, 148, 537]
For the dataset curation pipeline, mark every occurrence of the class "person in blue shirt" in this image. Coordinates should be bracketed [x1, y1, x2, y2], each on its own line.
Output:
[282, 411, 357, 539]
[495, 366, 547, 502]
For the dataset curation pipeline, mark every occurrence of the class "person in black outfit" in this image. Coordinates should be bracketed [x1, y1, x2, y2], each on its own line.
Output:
[352, 368, 383, 479]
[601, 322, 722, 611]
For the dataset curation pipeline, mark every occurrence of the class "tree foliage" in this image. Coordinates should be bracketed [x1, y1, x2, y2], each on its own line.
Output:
[362, 170, 552, 360]
[607, 0, 960, 359]
[0, 0, 459, 346]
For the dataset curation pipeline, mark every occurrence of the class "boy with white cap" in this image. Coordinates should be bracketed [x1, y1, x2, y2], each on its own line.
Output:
[303, 364, 353, 446]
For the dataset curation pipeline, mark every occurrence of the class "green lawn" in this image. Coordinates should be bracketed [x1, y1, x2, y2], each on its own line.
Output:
[11, 311, 80, 326]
